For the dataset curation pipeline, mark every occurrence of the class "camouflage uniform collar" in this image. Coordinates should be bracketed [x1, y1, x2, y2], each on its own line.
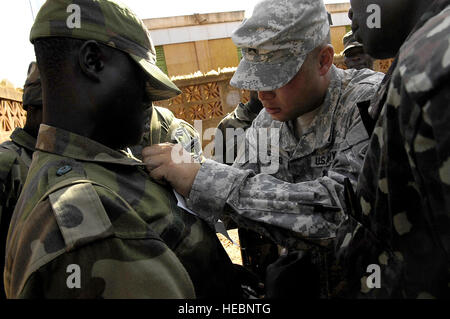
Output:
[10, 127, 37, 152]
[35, 124, 144, 166]
[282, 65, 342, 157]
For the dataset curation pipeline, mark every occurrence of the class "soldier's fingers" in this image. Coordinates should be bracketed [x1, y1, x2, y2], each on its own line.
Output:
[142, 143, 174, 158]
[143, 153, 168, 171]
[149, 165, 168, 183]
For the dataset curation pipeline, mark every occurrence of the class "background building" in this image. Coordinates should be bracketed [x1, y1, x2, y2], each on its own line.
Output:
[0, 82, 25, 143]
[145, 11, 243, 77]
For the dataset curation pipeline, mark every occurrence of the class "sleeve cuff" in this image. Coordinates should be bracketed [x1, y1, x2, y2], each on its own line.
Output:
[186, 159, 249, 224]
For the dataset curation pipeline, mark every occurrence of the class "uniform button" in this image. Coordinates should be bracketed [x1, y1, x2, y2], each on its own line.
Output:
[57, 165, 72, 176]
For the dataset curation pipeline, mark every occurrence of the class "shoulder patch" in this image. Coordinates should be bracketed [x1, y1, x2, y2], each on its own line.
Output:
[49, 182, 113, 251]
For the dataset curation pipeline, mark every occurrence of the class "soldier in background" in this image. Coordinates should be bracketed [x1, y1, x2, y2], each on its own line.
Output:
[214, 91, 262, 165]
[5, 0, 240, 299]
[335, 0, 450, 298]
[342, 31, 374, 70]
[142, 0, 384, 298]
[0, 62, 42, 299]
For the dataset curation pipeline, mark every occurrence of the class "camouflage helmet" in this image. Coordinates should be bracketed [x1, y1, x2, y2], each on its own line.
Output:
[30, 0, 180, 101]
[230, 0, 330, 91]
[22, 62, 42, 111]
[342, 31, 363, 56]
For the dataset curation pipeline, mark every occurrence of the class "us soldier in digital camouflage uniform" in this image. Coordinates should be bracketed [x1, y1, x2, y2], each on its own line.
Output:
[0, 62, 42, 299]
[4, 0, 240, 299]
[142, 0, 384, 298]
[334, 0, 450, 298]
[342, 31, 374, 70]
[213, 10, 338, 282]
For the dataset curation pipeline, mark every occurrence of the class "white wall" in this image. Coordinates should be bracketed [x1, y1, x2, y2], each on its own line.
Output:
[150, 12, 351, 46]
[331, 12, 352, 26]
[150, 22, 243, 46]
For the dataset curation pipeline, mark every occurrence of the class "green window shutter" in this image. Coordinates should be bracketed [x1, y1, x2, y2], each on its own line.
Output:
[155, 46, 168, 75]
[237, 46, 243, 61]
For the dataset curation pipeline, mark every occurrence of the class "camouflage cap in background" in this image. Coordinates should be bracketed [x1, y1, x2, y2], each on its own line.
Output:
[30, 0, 181, 101]
[342, 30, 363, 56]
[22, 62, 42, 110]
[230, 0, 330, 91]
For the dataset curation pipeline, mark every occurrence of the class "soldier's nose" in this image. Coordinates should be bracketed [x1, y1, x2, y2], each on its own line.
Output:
[258, 90, 276, 101]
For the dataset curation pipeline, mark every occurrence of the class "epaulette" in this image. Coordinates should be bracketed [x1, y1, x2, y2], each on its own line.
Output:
[40, 177, 115, 251]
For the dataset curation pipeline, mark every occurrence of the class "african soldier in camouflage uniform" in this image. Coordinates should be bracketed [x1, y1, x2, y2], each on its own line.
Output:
[342, 31, 374, 70]
[335, 0, 450, 298]
[0, 62, 42, 299]
[142, 0, 384, 298]
[4, 0, 240, 299]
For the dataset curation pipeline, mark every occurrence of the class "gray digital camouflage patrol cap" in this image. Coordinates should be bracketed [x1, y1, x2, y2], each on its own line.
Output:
[22, 62, 42, 110]
[30, 0, 181, 101]
[230, 0, 330, 91]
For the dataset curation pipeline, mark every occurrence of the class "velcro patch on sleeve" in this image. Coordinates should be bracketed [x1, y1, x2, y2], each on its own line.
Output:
[49, 182, 113, 251]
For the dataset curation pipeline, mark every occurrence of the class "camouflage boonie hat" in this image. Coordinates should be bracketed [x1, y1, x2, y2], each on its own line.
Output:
[342, 31, 363, 56]
[22, 62, 42, 110]
[230, 0, 330, 91]
[30, 0, 181, 101]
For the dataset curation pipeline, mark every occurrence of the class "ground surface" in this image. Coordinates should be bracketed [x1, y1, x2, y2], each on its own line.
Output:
[217, 228, 242, 265]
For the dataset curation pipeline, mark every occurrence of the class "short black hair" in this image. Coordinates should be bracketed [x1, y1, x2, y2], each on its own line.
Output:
[34, 37, 84, 84]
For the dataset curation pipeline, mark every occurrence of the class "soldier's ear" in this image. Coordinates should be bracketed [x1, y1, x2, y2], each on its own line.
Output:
[78, 40, 104, 82]
[318, 44, 334, 76]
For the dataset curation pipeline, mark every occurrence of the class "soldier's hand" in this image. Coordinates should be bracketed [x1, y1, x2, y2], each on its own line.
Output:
[142, 143, 201, 197]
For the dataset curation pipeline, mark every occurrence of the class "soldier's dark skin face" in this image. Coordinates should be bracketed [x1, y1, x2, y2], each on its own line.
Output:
[88, 44, 148, 149]
[42, 40, 147, 150]
[23, 105, 43, 139]
[344, 46, 374, 70]
[349, 0, 430, 59]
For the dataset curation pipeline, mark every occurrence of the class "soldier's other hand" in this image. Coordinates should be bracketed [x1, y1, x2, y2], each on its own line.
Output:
[142, 143, 201, 197]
